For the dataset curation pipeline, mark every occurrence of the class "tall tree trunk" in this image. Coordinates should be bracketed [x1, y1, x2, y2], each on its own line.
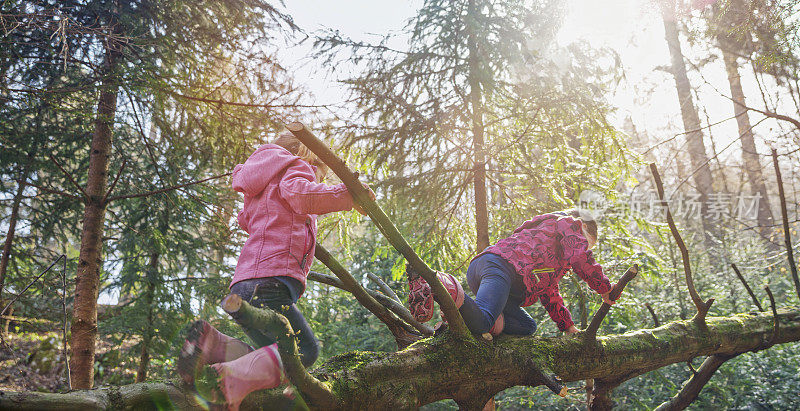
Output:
[467, 0, 490, 253]
[136, 251, 159, 382]
[660, 1, 717, 252]
[69, 17, 122, 389]
[718, 42, 774, 238]
[0, 156, 33, 308]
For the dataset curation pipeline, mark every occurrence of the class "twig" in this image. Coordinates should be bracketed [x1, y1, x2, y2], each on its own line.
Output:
[221, 294, 340, 409]
[764, 285, 779, 347]
[730, 264, 764, 312]
[102, 157, 127, 203]
[583, 265, 639, 342]
[649, 163, 714, 324]
[287, 122, 471, 339]
[309, 271, 433, 335]
[47, 154, 88, 200]
[106, 172, 231, 202]
[644, 303, 661, 327]
[315, 243, 422, 347]
[772, 149, 800, 302]
[17, 179, 80, 200]
[366, 272, 402, 304]
[1, 255, 65, 317]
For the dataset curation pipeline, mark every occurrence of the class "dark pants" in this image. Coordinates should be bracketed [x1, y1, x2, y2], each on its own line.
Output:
[459, 253, 537, 335]
[230, 277, 319, 367]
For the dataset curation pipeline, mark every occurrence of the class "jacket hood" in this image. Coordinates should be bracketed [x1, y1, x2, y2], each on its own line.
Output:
[232, 144, 302, 196]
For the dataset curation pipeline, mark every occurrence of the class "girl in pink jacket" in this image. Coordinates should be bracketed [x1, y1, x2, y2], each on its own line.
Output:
[409, 211, 615, 336]
[177, 131, 372, 410]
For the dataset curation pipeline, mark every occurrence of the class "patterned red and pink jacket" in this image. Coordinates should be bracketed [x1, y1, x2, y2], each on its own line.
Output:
[479, 214, 612, 331]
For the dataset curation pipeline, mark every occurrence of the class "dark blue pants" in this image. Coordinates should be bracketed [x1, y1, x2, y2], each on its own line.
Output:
[459, 253, 537, 335]
[230, 277, 319, 367]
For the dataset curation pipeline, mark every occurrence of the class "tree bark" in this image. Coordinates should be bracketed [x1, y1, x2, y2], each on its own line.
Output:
[660, 1, 717, 251]
[69, 14, 122, 389]
[467, 0, 490, 253]
[4, 310, 800, 410]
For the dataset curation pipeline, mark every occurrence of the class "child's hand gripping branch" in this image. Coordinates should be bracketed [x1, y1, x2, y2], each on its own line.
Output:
[352, 183, 376, 216]
[565, 284, 617, 334]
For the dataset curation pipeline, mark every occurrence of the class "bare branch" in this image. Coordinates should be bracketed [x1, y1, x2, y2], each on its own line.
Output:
[315, 243, 423, 347]
[287, 121, 470, 339]
[730, 264, 764, 312]
[48, 154, 88, 200]
[765, 286, 779, 347]
[366, 272, 402, 304]
[649, 163, 714, 323]
[106, 172, 231, 202]
[308, 271, 434, 336]
[102, 157, 127, 203]
[644, 303, 661, 327]
[772, 149, 800, 302]
[654, 354, 736, 411]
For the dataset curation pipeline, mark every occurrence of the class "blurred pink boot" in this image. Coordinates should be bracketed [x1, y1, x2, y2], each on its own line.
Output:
[177, 320, 253, 384]
[210, 344, 285, 411]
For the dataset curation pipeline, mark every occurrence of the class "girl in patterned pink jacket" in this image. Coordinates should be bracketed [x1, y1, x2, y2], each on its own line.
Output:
[409, 210, 615, 335]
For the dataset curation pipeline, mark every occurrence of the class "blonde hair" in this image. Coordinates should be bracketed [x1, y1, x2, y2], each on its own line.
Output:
[272, 131, 329, 181]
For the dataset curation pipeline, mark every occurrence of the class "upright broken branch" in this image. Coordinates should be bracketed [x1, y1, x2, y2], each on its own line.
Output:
[221, 294, 340, 409]
[287, 122, 470, 338]
[644, 303, 661, 327]
[583, 265, 638, 342]
[730, 264, 763, 312]
[771, 149, 800, 302]
[314, 243, 422, 347]
[764, 285, 779, 347]
[650, 163, 714, 323]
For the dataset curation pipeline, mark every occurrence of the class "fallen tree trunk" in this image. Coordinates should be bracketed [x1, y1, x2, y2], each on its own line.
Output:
[2, 309, 798, 410]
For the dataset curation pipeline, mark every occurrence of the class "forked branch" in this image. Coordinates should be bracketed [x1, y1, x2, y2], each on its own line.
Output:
[650, 163, 714, 323]
[287, 121, 470, 338]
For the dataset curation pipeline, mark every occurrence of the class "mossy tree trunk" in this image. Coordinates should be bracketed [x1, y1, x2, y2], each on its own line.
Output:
[3, 309, 799, 410]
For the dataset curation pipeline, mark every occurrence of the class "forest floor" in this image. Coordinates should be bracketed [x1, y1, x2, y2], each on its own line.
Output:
[0, 331, 138, 392]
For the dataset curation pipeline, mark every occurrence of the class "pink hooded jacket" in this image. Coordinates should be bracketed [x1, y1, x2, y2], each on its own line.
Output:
[230, 144, 356, 293]
[479, 214, 611, 331]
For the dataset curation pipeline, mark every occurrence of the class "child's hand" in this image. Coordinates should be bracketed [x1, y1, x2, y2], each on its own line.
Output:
[565, 325, 580, 334]
[601, 288, 616, 306]
[353, 183, 376, 216]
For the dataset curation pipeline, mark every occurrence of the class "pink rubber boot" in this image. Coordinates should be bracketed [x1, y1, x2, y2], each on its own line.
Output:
[177, 320, 254, 384]
[435, 271, 465, 308]
[210, 344, 284, 411]
[408, 270, 465, 323]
